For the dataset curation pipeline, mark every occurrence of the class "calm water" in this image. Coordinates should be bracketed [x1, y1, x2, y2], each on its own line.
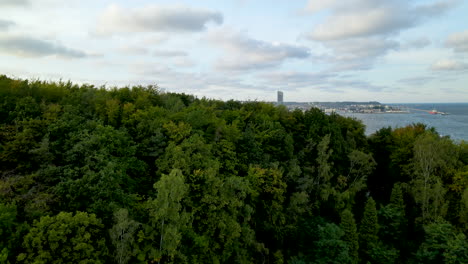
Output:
[341, 103, 468, 142]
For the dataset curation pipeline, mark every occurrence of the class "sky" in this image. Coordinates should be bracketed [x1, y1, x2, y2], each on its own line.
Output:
[1, 0, 468, 103]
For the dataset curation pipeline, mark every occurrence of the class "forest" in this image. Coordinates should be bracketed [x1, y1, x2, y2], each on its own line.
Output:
[0, 75, 467, 264]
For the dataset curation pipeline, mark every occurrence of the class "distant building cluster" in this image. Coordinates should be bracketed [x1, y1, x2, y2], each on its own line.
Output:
[273, 91, 406, 114]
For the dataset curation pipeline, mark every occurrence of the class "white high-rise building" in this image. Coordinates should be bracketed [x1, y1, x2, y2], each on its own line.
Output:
[277, 91, 284, 104]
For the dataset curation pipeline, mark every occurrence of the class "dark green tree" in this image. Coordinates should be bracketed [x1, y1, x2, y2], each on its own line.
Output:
[17, 211, 108, 263]
[359, 197, 378, 263]
[141, 169, 189, 263]
[247, 166, 287, 246]
[0, 202, 19, 264]
[109, 208, 140, 264]
[311, 223, 352, 264]
[415, 220, 468, 264]
[378, 184, 406, 252]
[341, 209, 359, 264]
[411, 132, 456, 223]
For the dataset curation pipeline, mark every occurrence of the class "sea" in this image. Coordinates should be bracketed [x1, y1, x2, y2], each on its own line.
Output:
[341, 103, 468, 142]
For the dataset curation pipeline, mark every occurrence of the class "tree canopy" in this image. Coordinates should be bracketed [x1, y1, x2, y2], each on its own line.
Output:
[0, 75, 466, 263]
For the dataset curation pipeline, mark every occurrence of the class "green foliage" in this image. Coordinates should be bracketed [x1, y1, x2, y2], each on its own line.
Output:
[248, 166, 287, 239]
[0, 203, 17, 247]
[416, 220, 468, 264]
[298, 134, 334, 207]
[163, 121, 192, 143]
[141, 169, 189, 263]
[315, 134, 334, 202]
[17, 211, 108, 263]
[0, 248, 9, 264]
[0, 202, 21, 264]
[367, 127, 395, 202]
[460, 187, 468, 232]
[341, 209, 359, 264]
[368, 241, 399, 264]
[54, 123, 143, 218]
[0, 119, 47, 171]
[359, 197, 379, 263]
[378, 184, 406, 248]
[109, 208, 140, 264]
[311, 223, 352, 264]
[336, 150, 376, 210]
[411, 132, 456, 223]
[389, 183, 405, 211]
[0, 76, 466, 263]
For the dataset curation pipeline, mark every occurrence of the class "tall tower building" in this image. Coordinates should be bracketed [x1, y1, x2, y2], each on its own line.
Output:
[277, 91, 284, 104]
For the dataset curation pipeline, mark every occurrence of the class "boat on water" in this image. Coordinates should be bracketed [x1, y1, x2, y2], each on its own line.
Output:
[429, 109, 449, 115]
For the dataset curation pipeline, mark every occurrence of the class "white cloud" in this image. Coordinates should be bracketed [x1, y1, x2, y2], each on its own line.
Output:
[95, 4, 223, 36]
[209, 30, 310, 71]
[329, 79, 386, 92]
[322, 37, 399, 71]
[140, 35, 169, 45]
[413, 0, 458, 17]
[0, 35, 88, 58]
[258, 70, 386, 93]
[117, 45, 149, 56]
[307, 0, 456, 41]
[309, 6, 412, 41]
[303, 1, 455, 73]
[398, 76, 436, 86]
[172, 57, 196, 68]
[0, 0, 29, 6]
[330, 37, 399, 61]
[401, 37, 431, 49]
[0, 19, 15, 31]
[430, 59, 468, 71]
[129, 62, 269, 100]
[305, 0, 337, 13]
[258, 71, 334, 89]
[153, 50, 188, 57]
[446, 30, 468, 53]
[116, 35, 169, 56]
[151, 50, 194, 68]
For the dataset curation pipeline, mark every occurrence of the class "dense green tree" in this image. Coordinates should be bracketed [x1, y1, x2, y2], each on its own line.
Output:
[359, 197, 378, 263]
[0, 202, 19, 264]
[341, 209, 359, 264]
[315, 134, 334, 202]
[368, 242, 399, 264]
[186, 174, 261, 263]
[378, 184, 406, 248]
[54, 124, 143, 219]
[311, 223, 352, 264]
[163, 121, 192, 144]
[0, 119, 47, 172]
[298, 134, 334, 210]
[17, 211, 108, 263]
[367, 127, 396, 202]
[109, 208, 140, 264]
[411, 132, 455, 223]
[12, 96, 41, 121]
[446, 166, 468, 231]
[415, 220, 468, 264]
[336, 150, 376, 210]
[1, 75, 466, 264]
[141, 169, 189, 263]
[247, 166, 287, 246]
[460, 187, 468, 232]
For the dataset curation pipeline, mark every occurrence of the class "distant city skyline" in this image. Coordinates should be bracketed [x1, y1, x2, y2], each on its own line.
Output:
[1, 0, 467, 103]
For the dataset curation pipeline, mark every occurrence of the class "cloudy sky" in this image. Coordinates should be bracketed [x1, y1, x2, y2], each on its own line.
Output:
[1, 0, 468, 102]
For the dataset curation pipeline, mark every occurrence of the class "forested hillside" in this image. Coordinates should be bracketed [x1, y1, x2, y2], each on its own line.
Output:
[0, 75, 467, 264]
